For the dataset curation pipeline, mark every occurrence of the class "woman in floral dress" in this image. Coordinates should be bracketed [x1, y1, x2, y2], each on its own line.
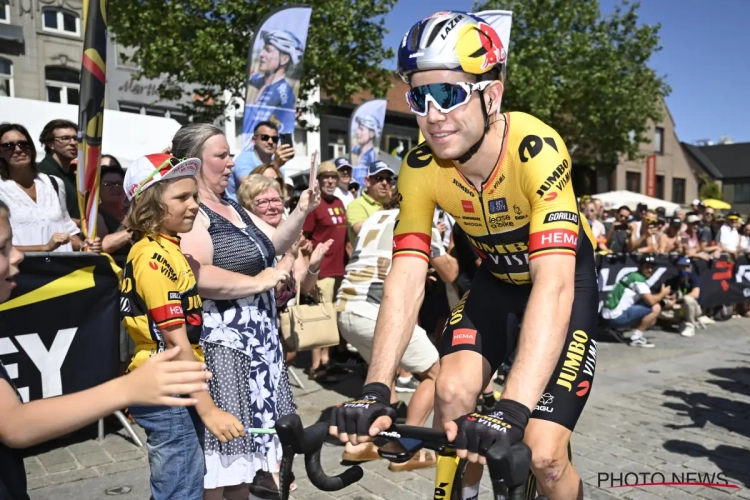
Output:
[173, 123, 319, 499]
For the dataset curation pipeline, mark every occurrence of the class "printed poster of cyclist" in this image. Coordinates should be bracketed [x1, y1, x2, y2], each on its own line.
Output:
[241, 6, 312, 151]
[349, 98, 387, 188]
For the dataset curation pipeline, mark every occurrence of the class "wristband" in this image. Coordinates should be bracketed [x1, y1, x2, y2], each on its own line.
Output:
[307, 266, 319, 275]
[361, 382, 392, 404]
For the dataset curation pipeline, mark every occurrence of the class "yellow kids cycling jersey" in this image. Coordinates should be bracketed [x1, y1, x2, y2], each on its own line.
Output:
[394, 112, 596, 285]
[120, 234, 203, 371]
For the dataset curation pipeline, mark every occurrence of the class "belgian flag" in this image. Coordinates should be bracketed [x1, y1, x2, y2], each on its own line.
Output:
[76, 0, 107, 240]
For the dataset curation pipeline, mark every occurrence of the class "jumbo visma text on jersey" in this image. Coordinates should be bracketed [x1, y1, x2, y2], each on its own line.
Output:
[392, 112, 596, 286]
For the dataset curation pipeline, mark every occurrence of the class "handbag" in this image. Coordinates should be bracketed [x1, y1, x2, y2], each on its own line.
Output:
[279, 284, 339, 352]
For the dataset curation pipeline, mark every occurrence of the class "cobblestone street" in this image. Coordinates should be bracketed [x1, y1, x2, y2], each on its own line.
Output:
[27, 319, 750, 500]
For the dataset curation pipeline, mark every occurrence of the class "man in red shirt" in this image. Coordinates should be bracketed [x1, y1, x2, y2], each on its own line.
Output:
[303, 161, 348, 381]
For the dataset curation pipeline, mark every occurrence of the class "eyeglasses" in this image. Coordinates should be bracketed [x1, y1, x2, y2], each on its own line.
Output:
[254, 197, 283, 209]
[405, 81, 492, 117]
[53, 135, 77, 144]
[338, 169, 352, 177]
[0, 140, 33, 154]
[102, 181, 123, 188]
[704, 213, 714, 217]
[254, 134, 279, 144]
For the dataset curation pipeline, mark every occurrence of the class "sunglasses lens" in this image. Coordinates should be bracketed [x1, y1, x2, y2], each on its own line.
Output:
[408, 83, 471, 115]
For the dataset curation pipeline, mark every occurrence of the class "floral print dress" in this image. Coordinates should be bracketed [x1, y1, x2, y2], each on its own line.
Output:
[199, 198, 283, 489]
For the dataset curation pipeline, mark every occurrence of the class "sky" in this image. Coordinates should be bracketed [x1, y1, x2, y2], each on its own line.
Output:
[381, 0, 749, 144]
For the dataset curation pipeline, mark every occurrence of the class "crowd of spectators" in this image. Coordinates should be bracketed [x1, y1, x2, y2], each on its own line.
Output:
[2, 115, 749, 498]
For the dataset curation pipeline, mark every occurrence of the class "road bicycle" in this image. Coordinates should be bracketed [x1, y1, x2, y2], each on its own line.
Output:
[274, 414, 551, 500]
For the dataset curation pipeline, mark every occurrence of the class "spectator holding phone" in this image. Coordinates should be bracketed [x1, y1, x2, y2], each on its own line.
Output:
[607, 206, 632, 253]
[228, 121, 294, 201]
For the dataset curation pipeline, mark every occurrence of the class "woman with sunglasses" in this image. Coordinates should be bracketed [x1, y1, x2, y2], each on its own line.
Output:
[0, 124, 97, 253]
[329, 11, 599, 500]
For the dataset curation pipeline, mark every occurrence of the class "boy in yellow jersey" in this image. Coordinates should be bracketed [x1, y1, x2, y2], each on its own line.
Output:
[121, 154, 245, 500]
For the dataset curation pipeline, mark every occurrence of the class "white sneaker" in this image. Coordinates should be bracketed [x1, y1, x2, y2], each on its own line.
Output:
[699, 315, 715, 325]
[680, 323, 696, 337]
[630, 336, 655, 348]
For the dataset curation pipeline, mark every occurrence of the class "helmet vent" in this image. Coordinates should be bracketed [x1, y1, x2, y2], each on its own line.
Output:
[425, 20, 449, 47]
[408, 25, 422, 51]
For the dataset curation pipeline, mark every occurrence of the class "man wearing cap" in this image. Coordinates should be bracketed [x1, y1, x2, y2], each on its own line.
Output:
[718, 212, 742, 259]
[332, 157, 355, 207]
[345, 160, 395, 244]
[658, 217, 685, 254]
[664, 257, 701, 337]
[302, 161, 348, 380]
[602, 255, 670, 347]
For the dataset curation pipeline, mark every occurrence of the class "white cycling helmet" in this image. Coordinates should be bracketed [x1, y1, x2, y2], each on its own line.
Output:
[397, 11, 506, 84]
[261, 30, 305, 65]
[355, 115, 382, 136]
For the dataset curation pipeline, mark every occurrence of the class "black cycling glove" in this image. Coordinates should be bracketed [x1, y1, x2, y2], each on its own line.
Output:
[329, 382, 396, 437]
[452, 399, 531, 455]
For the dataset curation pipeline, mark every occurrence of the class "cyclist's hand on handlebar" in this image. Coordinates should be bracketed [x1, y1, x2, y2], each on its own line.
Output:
[444, 399, 531, 465]
[328, 382, 396, 445]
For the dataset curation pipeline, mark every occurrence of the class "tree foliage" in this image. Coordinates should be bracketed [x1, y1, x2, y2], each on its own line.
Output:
[475, 0, 670, 167]
[698, 174, 723, 200]
[108, 0, 396, 124]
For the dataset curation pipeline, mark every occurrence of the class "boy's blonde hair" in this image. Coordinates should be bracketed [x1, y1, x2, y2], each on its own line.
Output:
[124, 180, 174, 240]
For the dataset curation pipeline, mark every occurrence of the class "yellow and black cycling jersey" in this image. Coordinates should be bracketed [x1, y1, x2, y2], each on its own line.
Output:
[120, 234, 203, 371]
[394, 112, 596, 285]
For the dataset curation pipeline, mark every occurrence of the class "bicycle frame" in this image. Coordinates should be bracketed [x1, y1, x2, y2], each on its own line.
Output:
[274, 414, 549, 500]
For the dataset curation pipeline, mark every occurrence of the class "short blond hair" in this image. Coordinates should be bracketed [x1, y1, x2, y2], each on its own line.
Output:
[237, 174, 283, 211]
[250, 163, 285, 197]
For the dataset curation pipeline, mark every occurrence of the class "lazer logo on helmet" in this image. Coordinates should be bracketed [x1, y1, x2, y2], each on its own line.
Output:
[536, 159, 570, 198]
[440, 14, 463, 40]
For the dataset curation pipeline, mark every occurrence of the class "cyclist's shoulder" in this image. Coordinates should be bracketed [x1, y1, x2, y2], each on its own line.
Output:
[401, 141, 442, 173]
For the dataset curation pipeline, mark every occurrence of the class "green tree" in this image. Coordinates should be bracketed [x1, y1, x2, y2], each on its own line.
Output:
[475, 0, 670, 167]
[108, 0, 396, 124]
[698, 174, 723, 200]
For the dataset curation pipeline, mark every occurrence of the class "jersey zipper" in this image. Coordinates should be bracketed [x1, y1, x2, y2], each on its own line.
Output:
[477, 190, 517, 285]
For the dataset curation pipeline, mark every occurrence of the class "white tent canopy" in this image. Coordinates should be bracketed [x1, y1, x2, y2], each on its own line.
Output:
[591, 190, 682, 214]
[0, 97, 181, 169]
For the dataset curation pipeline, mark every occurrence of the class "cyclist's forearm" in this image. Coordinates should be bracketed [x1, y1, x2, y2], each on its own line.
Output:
[365, 265, 425, 385]
[502, 279, 574, 411]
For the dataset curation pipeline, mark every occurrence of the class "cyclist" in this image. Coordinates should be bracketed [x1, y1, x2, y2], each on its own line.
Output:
[329, 11, 598, 500]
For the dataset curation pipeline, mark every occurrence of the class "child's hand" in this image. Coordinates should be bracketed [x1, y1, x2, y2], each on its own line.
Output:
[202, 407, 246, 443]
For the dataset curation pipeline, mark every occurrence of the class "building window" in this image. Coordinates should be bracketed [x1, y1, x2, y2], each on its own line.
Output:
[0, 1, 10, 23]
[42, 8, 80, 36]
[626, 172, 641, 193]
[655, 175, 664, 199]
[734, 183, 750, 204]
[118, 102, 191, 126]
[653, 127, 664, 155]
[672, 178, 686, 204]
[0, 58, 12, 97]
[327, 129, 347, 160]
[45, 66, 80, 105]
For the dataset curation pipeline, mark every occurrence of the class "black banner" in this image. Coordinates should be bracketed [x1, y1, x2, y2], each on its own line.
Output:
[0, 254, 120, 402]
[597, 254, 750, 310]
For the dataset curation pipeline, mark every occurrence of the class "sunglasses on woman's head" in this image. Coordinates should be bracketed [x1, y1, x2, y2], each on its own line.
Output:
[0, 141, 33, 154]
[405, 81, 493, 117]
[254, 134, 279, 144]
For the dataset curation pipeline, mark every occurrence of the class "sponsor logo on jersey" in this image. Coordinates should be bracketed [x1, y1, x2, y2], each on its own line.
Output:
[168, 291, 181, 301]
[544, 192, 558, 202]
[529, 228, 578, 251]
[151, 252, 178, 282]
[405, 144, 433, 169]
[513, 204, 528, 221]
[453, 178, 475, 197]
[487, 173, 506, 194]
[555, 330, 591, 392]
[451, 328, 477, 346]
[488, 198, 508, 214]
[518, 134, 558, 163]
[488, 214, 513, 228]
[544, 211, 579, 225]
[461, 200, 475, 213]
[535, 393, 554, 413]
[536, 159, 570, 198]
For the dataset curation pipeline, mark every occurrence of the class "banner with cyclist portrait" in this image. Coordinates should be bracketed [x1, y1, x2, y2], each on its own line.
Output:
[241, 6, 313, 150]
[349, 98, 387, 187]
[416, 10, 513, 145]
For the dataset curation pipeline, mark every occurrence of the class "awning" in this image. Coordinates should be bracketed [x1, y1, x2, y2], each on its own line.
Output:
[0, 96, 181, 169]
[0, 24, 24, 44]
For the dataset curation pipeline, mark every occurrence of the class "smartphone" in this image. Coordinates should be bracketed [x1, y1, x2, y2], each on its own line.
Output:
[280, 133, 294, 148]
[376, 437, 423, 463]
